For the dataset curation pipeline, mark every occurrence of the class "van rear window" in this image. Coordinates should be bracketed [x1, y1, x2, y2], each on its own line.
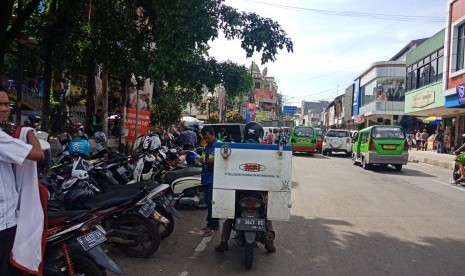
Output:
[326, 131, 349, 138]
[294, 127, 313, 137]
[372, 127, 405, 139]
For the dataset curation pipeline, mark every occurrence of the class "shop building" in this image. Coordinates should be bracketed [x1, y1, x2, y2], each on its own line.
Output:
[352, 40, 426, 129]
[443, 0, 465, 148]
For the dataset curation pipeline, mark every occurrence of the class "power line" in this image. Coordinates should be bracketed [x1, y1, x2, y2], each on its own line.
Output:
[242, 0, 448, 22]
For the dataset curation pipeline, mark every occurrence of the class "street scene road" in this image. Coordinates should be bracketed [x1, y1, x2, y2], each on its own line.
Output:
[110, 154, 465, 276]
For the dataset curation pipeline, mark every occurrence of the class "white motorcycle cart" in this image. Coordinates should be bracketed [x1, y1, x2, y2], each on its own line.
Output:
[212, 143, 292, 268]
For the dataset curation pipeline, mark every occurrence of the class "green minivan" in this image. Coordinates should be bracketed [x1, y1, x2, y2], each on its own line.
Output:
[290, 126, 317, 154]
[352, 125, 408, 171]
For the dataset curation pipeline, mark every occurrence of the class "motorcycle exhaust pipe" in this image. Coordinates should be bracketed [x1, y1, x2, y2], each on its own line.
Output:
[265, 231, 275, 242]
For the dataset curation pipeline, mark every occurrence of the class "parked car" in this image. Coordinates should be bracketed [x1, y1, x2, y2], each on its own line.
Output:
[315, 128, 323, 153]
[352, 125, 408, 171]
[322, 129, 352, 156]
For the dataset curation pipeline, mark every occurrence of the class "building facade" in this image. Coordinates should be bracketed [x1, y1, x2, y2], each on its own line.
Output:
[443, 0, 465, 148]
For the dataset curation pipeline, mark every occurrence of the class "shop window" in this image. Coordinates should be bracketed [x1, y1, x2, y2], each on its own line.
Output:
[437, 55, 444, 80]
[429, 60, 437, 83]
[456, 23, 465, 71]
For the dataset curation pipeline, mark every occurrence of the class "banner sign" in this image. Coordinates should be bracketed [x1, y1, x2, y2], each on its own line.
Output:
[456, 83, 465, 105]
[283, 105, 297, 115]
[124, 108, 150, 142]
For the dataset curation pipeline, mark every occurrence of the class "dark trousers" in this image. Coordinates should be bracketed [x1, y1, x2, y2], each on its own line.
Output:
[0, 226, 20, 276]
[204, 184, 219, 229]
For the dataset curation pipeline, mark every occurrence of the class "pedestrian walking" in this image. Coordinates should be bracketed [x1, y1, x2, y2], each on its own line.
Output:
[435, 129, 444, 153]
[421, 129, 429, 151]
[415, 130, 422, 150]
[199, 126, 219, 237]
[406, 131, 414, 150]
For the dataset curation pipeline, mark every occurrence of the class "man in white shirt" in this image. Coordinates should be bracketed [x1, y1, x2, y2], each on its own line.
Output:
[0, 91, 43, 275]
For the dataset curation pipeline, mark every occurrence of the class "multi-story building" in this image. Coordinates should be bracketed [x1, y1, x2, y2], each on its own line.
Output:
[352, 39, 426, 129]
[299, 100, 329, 126]
[248, 62, 279, 122]
[442, 0, 465, 148]
[404, 30, 446, 132]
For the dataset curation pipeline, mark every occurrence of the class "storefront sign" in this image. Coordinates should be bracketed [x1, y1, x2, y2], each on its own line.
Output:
[411, 90, 435, 108]
[456, 83, 465, 105]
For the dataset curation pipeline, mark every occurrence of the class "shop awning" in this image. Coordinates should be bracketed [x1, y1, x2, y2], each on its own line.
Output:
[422, 116, 442, 123]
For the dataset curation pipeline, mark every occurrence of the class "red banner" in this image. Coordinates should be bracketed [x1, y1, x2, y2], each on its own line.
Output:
[124, 108, 151, 142]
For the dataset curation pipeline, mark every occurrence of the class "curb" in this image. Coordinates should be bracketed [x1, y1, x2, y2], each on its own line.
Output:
[408, 155, 454, 170]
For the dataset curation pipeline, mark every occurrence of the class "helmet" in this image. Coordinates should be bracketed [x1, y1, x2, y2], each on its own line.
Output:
[71, 157, 90, 179]
[68, 136, 91, 159]
[149, 134, 161, 151]
[244, 122, 264, 143]
[186, 151, 200, 165]
[58, 132, 72, 146]
[94, 131, 106, 143]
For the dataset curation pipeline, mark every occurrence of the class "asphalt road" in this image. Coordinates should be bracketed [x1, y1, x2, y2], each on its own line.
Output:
[109, 153, 465, 276]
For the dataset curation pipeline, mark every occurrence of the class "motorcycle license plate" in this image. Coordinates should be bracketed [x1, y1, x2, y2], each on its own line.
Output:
[77, 229, 107, 251]
[163, 195, 175, 211]
[139, 201, 156, 217]
[235, 218, 266, 231]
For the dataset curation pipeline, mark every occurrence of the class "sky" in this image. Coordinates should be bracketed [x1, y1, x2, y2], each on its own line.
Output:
[208, 0, 447, 107]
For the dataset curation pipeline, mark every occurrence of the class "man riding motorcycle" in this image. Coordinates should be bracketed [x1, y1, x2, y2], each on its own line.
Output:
[453, 134, 465, 183]
[214, 122, 276, 253]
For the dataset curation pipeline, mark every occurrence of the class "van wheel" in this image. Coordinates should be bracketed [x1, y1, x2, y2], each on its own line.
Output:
[362, 158, 371, 170]
[394, 164, 402, 171]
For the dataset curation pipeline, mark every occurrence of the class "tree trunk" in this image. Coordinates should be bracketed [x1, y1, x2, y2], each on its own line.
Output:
[41, 33, 53, 132]
[102, 66, 109, 134]
[85, 59, 96, 135]
[120, 76, 128, 153]
[0, 50, 5, 90]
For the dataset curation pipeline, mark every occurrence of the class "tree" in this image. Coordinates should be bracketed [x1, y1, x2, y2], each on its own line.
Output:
[0, 0, 42, 88]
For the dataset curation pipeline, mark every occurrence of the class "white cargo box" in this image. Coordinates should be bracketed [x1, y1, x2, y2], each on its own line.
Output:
[212, 143, 292, 221]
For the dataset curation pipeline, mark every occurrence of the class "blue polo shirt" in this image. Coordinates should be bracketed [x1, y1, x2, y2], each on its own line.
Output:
[201, 139, 216, 185]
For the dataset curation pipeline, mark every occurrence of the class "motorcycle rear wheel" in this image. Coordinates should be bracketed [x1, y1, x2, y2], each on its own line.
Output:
[73, 254, 107, 276]
[111, 214, 161, 258]
[244, 243, 254, 269]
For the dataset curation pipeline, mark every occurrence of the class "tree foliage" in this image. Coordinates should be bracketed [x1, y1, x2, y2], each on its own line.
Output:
[0, 0, 293, 132]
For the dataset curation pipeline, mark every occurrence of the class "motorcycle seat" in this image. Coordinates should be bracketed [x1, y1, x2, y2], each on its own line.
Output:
[104, 181, 161, 192]
[163, 167, 202, 184]
[47, 210, 89, 227]
[80, 189, 142, 210]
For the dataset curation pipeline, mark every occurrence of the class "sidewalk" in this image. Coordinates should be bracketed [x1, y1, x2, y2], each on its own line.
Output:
[408, 149, 454, 170]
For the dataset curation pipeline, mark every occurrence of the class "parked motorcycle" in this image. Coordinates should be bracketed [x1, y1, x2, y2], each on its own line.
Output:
[45, 210, 121, 275]
[50, 157, 166, 258]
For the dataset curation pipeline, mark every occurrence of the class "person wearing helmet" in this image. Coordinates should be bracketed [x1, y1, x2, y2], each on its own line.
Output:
[0, 91, 44, 275]
[175, 124, 197, 150]
[215, 122, 276, 253]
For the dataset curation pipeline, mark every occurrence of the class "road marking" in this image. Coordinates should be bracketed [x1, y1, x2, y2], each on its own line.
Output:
[432, 179, 465, 192]
[190, 235, 213, 259]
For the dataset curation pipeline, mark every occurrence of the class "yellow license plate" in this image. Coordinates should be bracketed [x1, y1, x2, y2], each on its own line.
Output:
[383, 145, 396, 150]
[298, 139, 309, 143]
